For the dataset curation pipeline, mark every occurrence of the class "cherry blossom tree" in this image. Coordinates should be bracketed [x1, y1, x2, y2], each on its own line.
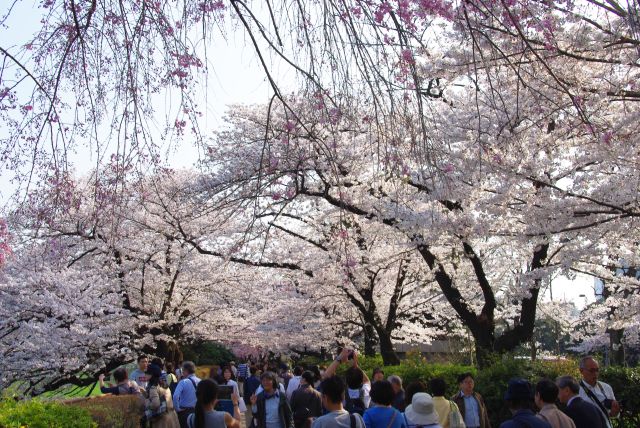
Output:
[192, 85, 639, 365]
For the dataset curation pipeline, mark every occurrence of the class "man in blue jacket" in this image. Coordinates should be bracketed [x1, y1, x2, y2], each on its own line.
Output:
[557, 376, 607, 428]
[499, 378, 551, 428]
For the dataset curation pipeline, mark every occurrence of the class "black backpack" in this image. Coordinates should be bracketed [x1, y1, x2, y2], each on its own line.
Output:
[345, 388, 366, 415]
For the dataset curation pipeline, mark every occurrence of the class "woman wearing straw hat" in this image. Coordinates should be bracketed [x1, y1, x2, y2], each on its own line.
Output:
[403, 393, 443, 428]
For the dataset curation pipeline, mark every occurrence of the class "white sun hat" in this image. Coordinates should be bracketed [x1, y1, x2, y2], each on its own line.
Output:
[404, 392, 439, 426]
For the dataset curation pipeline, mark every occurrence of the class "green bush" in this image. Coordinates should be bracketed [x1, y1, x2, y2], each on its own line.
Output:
[600, 366, 640, 428]
[0, 397, 96, 428]
[181, 341, 236, 366]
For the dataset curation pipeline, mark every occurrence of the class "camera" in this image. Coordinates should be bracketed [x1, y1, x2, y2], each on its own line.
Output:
[603, 399, 613, 410]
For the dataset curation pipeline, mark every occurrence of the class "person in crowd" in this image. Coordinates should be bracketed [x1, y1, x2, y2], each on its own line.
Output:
[311, 376, 365, 428]
[534, 379, 576, 428]
[145, 363, 180, 428]
[174, 361, 202, 428]
[98, 367, 142, 395]
[220, 366, 248, 413]
[403, 392, 442, 428]
[131, 355, 150, 389]
[287, 366, 304, 400]
[290, 371, 323, 428]
[362, 380, 407, 428]
[245, 365, 263, 428]
[287, 366, 305, 401]
[556, 376, 606, 428]
[577, 356, 619, 428]
[187, 378, 241, 428]
[238, 360, 250, 397]
[323, 348, 371, 414]
[166, 363, 179, 389]
[230, 361, 238, 379]
[310, 365, 323, 390]
[372, 368, 385, 383]
[429, 378, 463, 428]
[404, 381, 427, 408]
[176, 361, 184, 380]
[388, 375, 405, 411]
[451, 373, 491, 428]
[250, 371, 294, 428]
[499, 378, 550, 428]
[281, 364, 293, 389]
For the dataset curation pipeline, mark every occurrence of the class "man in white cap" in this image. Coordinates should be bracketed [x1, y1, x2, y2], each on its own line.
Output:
[403, 393, 443, 428]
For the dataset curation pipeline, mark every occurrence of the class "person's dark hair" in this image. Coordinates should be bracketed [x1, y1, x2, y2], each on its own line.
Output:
[137, 355, 148, 363]
[166, 362, 174, 374]
[536, 379, 559, 404]
[113, 367, 128, 383]
[151, 357, 164, 370]
[183, 361, 196, 375]
[260, 371, 278, 390]
[194, 379, 219, 428]
[223, 366, 237, 381]
[301, 371, 315, 385]
[556, 376, 580, 394]
[370, 380, 394, 406]
[250, 365, 258, 375]
[310, 365, 322, 383]
[293, 366, 304, 376]
[372, 367, 384, 377]
[429, 378, 447, 397]
[146, 364, 162, 388]
[405, 380, 427, 405]
[457, 372, 474, 384]
[320, 376, 346, 404]
[345, 366, 365, 390]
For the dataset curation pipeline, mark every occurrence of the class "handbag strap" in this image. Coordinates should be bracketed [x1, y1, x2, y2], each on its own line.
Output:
[579, 380, 610, 422]
[386, 410, 397, 428]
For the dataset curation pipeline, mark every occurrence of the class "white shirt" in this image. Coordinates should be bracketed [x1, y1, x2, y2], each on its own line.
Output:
[347, 383, 371, 409]
[578, 380, 615, 428]
[286, 376, 301, 401]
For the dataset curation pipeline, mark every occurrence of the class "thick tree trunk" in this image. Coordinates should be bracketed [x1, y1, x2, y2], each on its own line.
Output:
[374, 326, 400, 365]
[147, 339, 183, 366]
[608, 329, 625, 366]
[363, 322, 378, 356]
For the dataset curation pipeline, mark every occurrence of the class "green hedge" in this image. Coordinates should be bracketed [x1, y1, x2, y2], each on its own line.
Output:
[181, 341, 236, 366]
[0, 398, 96, 428]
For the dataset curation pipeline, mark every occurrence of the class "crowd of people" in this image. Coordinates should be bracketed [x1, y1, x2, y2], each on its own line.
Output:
[97, 352, 621, 428]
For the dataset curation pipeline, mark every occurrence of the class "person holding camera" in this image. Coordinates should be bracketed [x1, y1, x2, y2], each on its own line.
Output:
[323, 348, 371, 415]
[577, 356, 619, 428]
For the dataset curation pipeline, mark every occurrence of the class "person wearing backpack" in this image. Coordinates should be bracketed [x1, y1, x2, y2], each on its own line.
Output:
[174, 361, 202, 428]
[145, 363, 180, 428]
[323, 348, 370, 415]
[291, 371, 323, 428]
[362, 380, 407, 428]
[312, 376, 365, 428]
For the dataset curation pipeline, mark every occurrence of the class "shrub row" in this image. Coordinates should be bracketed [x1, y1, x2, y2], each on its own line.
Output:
[0, 398, 96, 428]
